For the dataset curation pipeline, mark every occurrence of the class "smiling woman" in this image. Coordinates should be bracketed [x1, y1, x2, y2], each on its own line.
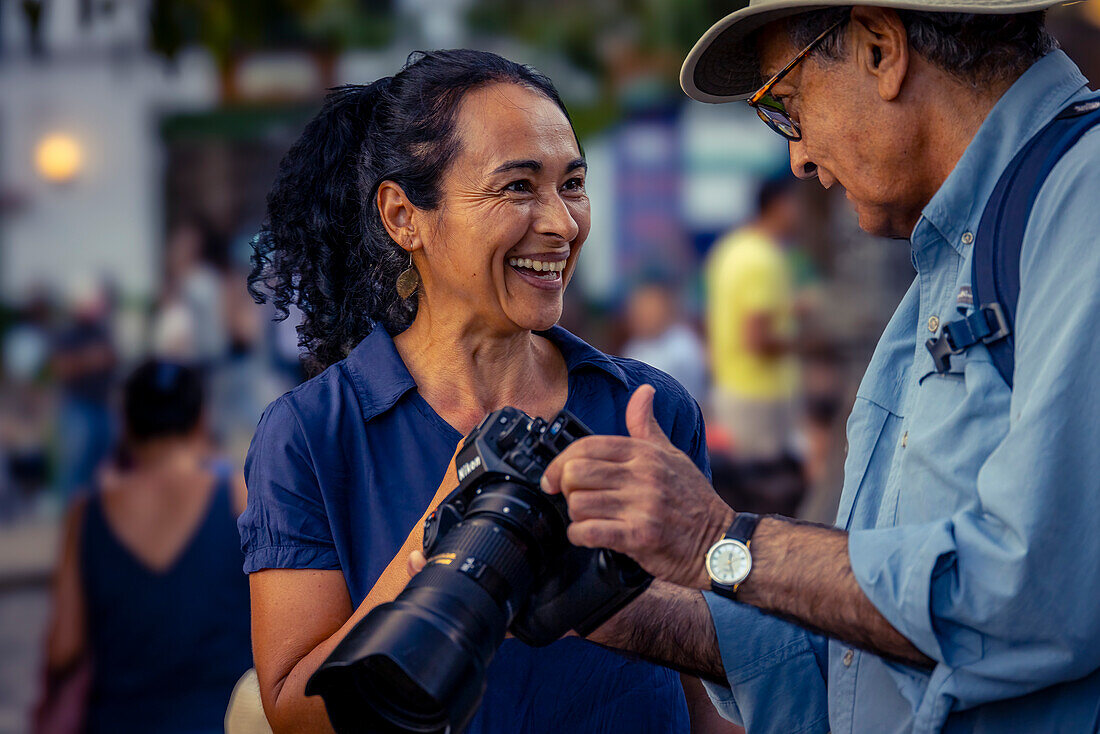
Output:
[380, 79, 591, 371]
[240, 50, 719, 734]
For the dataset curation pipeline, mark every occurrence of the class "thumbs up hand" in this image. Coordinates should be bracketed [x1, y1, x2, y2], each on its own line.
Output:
[541, 384, 734, 590]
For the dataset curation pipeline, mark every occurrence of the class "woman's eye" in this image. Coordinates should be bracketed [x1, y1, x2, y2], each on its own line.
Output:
[504, 180, 533, 193]
[562, 177, 586, 192]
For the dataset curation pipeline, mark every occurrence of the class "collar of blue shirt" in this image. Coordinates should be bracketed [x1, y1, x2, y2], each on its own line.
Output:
[341, 324, 632, 422]
[915, 50, 1090, 254]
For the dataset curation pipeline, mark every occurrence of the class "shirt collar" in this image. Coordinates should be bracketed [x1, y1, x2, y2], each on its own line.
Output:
[342, 324, 630, 423]
[538, 325, 631, 388]
[343, 325, 418, 422]
[914, 50, 1090, 254]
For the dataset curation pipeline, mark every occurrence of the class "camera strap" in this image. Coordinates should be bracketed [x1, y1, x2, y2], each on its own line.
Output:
[925, 94, 1100, 388]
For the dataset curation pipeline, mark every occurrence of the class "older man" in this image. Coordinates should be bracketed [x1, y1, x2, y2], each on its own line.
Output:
[543, 3, 1100, 732]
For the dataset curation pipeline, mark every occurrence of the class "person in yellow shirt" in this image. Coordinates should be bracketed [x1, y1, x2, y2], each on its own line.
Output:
[706, 176, 801, 461]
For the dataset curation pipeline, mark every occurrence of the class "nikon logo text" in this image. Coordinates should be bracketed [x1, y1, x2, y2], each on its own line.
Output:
[457, 456, 482, 482]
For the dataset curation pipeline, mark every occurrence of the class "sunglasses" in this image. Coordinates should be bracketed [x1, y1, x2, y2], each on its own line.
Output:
[748, 19, 845, 141]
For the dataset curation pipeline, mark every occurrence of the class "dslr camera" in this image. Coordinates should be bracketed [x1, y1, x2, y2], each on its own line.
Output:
[305, 407, 652, 733]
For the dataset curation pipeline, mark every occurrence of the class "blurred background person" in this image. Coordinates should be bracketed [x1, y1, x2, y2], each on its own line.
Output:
[40, 360, 251, 734]
[151, 217, 272, 458]
[620, 275, 708, 405]
[151, 219, 228, 368]
[50, 279, 117, 502]
[0, 289, 55, 521]
[704, 175, 806, 516]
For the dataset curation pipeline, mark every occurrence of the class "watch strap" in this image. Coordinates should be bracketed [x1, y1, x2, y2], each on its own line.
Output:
[724, 512, 761, 544]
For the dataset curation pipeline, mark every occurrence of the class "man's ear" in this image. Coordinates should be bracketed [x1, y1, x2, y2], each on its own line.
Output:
[377, 180, 421, 252]
[849, 6, 909, 102]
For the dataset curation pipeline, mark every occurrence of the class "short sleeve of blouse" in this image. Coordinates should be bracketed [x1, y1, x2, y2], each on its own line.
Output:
[682, 396, 711, 481]
[238, 397, 340, 573]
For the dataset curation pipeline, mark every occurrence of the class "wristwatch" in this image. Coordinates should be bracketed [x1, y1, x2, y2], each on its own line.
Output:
[705, 513, 761, 599]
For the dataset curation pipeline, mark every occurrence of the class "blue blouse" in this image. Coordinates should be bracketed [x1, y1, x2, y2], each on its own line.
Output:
[240, 325, 710, 734]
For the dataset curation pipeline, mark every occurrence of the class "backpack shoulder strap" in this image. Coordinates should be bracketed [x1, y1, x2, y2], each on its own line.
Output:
[926, 95, 1100, 387]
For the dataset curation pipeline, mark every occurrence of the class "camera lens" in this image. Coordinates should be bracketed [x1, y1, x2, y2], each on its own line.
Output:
[358, 657, 445, 729]
[307, 479, 560, 733]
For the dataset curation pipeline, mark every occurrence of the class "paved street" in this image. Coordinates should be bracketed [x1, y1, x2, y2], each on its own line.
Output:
[0, 520, 59, 734]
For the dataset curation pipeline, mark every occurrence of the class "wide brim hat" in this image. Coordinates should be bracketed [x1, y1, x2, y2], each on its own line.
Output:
[681, 0, 1070, 103]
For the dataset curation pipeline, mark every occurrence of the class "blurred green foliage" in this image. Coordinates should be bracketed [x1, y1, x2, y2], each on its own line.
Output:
[143, 0, 739, 135]
[148, 0, 396, 65]
[146, 0, 732, 79]
[468, 0, 719, 77]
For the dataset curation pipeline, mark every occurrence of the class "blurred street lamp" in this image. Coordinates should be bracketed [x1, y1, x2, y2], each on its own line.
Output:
[34, 133, 84, 183]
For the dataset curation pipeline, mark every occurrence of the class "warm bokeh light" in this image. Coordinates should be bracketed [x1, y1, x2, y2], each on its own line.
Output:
[33, 133, 83, 183]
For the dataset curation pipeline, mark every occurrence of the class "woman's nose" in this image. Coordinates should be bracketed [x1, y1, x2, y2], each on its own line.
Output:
[788, 139, 818, 180]
[536, 193, 580, 242]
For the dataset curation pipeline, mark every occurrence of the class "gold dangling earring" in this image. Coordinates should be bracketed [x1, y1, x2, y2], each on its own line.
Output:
[396, 249, 419, 299]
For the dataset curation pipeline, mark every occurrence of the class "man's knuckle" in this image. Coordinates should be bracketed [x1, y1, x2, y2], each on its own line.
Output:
[560, 461, 579, 487]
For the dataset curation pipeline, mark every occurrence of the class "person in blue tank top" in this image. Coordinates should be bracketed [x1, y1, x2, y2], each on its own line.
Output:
[240, 49, 735, 734]
[43, 360, 253, 734]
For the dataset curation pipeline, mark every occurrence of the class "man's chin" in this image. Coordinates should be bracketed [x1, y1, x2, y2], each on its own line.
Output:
[852, 202, 911, 240]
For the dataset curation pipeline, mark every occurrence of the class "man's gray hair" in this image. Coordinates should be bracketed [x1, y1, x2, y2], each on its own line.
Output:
[787, 8, 1058, 87]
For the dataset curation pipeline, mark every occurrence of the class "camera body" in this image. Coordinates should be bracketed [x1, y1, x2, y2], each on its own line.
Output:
[423, 407, 652, 645]
[307, 407, 652, 734]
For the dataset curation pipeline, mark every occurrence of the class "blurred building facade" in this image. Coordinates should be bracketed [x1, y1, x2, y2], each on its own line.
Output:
[0, 0, 217, 306]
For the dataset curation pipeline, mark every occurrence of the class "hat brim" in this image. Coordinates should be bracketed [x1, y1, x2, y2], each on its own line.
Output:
[681, 0, 1071, 104]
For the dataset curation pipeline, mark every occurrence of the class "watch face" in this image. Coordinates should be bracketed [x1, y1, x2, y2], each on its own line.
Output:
[706, 540, 751, 586]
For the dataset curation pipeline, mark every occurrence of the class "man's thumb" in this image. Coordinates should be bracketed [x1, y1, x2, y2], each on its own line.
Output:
[626, 384, 670, 446]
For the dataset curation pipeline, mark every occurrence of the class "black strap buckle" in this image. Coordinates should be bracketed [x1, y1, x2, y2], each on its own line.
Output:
[925, 302, 1011, 373]
[979, 302, 1010, 343]
[926, 331, 962, 373]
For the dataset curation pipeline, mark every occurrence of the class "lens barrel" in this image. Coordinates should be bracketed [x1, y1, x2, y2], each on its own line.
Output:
[307, 482, 545, 733]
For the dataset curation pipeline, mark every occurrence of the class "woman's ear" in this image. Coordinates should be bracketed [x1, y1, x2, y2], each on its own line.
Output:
[377, 181, 419, 251]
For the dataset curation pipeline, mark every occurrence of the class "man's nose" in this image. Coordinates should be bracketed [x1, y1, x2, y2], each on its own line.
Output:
[788, 139, 818, 180]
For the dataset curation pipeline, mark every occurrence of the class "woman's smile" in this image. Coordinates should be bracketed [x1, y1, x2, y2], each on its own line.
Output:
[507, 251, 569, 290]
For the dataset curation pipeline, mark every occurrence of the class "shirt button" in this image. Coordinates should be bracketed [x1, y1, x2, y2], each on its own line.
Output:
[927, 315, 940, 333]
[843, 649, 855, 667]
[901, 431, 908, 448]
[961, 231, 974, 245]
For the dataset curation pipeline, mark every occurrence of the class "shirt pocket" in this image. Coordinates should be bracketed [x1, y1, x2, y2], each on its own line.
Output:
[837, 395, 904, 531]
[896, 348, 1011, 525]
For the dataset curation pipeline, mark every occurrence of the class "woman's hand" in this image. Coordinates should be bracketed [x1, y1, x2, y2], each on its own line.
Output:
[407, 549, 428, 576]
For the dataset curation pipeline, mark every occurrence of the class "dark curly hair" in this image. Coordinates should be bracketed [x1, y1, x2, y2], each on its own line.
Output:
[248, 49, 576, 376]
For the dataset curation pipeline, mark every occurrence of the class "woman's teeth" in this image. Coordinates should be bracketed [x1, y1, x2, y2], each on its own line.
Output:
[508, 257, 566, 273]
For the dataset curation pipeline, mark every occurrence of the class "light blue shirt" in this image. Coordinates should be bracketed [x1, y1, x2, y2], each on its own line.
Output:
[703, 50, 1100, 734]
